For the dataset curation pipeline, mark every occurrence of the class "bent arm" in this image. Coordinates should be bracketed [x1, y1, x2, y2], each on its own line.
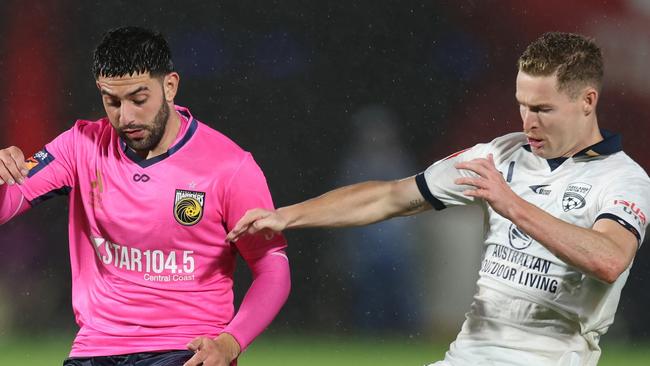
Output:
[221, 251, 291, 351]
[281, 176, 430, 229]
[509, 200, 637, 284]
[456, 154, 642, 284]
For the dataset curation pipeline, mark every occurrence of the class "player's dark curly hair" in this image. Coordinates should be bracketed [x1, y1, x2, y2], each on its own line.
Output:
[92, 26, 174, 79]
[518, 32, 603, 98]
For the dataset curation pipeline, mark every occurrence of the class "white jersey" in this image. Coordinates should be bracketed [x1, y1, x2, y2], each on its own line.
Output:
[417, 131, 650, 366]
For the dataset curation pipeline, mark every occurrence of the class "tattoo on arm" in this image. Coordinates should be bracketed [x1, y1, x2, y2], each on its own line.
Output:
[408, 198, 425, 211]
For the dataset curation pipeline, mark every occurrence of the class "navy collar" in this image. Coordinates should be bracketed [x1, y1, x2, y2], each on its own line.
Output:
[522, 129, 622, 171]
[120, 109, 198, 168]
[573, 129, 622, 157]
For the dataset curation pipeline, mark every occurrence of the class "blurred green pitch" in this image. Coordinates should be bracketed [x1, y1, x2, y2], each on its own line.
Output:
[0, 334, 648, 365]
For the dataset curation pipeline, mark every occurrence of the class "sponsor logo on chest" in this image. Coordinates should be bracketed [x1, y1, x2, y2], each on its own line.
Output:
[529, 184, 552, 195]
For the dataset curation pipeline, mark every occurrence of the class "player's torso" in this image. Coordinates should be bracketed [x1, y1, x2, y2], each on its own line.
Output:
[74, 120, 235, 289]
[479, 149, 619, 315]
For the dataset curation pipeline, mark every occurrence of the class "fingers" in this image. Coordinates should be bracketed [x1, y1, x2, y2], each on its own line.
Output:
[184, 337, 206, 366]
[186, 336, 204, 352]
[454, 176, 487, 189]
[226, 209, 273, 243]
[184, 336, 230, 366]
[454, 154, 498, 179]
[183, 351, 205, 366]
[0, 146, 28, 185]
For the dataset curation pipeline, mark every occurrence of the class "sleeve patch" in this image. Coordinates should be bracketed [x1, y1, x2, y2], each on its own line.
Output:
[26, 148, 56, 178]
[612, 199, 647, 227]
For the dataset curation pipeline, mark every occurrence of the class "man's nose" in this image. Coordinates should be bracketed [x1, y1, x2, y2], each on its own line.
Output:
[522, 109, 538, 132]
[119, 103, 135, 126]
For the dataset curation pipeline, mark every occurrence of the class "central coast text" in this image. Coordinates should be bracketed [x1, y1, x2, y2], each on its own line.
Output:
[91, 236, 196, 282]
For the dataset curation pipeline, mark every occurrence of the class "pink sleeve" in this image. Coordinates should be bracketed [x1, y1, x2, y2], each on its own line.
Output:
[16, 127, 77, 205]
[224, 153, 287, 260]
[221, 153, 290, 350]
[222, 251, 290, 351]
[1, 126, 78, 223]
[0, 184, 30, 224]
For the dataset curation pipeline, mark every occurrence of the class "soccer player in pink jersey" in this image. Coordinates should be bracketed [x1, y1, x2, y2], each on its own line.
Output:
[0, 27, 290, 366]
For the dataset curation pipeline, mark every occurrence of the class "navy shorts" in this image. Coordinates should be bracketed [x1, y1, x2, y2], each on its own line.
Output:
[62, 351, 195, 366]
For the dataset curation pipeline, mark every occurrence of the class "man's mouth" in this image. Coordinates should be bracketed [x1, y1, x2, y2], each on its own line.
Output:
[123, 128, 145, 139]
[527, 137, 544, 149]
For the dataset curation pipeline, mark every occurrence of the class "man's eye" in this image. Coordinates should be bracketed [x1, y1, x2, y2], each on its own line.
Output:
[133, 99, 146, 106]
[106, 100, 120, 107]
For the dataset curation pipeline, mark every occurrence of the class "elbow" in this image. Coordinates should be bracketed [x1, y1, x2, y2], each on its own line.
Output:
[593, 260, 628, 284]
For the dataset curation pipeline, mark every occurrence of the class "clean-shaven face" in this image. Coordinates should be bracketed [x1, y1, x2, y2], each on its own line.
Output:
[515, 71, 588, 159]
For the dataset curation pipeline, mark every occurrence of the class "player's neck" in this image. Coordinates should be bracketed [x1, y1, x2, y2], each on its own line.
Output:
[145, 109, 181, 160]
[565, 120, 603, 158]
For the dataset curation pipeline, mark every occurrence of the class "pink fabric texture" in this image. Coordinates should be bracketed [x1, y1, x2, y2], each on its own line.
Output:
[0, 184, 29, 224]
[5, 106, 289, 356]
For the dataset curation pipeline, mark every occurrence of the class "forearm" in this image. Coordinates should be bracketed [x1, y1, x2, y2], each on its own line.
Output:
[0, 184, 29, 224]
[222, 252, 290, 351]
[508, 198, 632, 283]
[280, 179, 417, 229]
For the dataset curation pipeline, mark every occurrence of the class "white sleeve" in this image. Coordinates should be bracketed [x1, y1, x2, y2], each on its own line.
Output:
[595, 171, 650, 245]
[415, 142, 494, 209]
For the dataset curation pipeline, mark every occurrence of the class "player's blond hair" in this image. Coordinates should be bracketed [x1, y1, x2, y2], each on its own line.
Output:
[518, 32, 603, 99]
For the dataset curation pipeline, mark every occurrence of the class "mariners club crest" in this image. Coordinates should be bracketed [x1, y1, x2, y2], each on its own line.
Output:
[562, 182, 592, 212]
[174, 189, 206, 226]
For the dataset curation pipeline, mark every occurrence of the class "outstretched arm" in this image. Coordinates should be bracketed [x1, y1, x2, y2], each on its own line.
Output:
[226, 176, 431, 242]
[456, 154, 638, 284]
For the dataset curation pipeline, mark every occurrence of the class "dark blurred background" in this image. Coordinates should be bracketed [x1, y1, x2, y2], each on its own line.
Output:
[1, 0, 649, 348]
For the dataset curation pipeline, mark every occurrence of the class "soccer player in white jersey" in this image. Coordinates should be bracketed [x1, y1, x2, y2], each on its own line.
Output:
[227, 32, 650, 365]
[0, 27, 290, 366]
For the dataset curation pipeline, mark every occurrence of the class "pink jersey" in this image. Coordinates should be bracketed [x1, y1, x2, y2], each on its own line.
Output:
[12, 106, 287, 356]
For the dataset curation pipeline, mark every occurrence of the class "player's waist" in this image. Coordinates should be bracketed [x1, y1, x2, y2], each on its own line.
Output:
[70, 323, 224, 357]
[468, 284, 580, 336]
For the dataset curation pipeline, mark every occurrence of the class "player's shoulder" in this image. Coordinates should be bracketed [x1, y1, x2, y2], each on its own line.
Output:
[55, 116, 112, 145]
[603, 151, 650, 183]
[479, 132, 528, 161]
[194, 121, 247, 157]
[488, 132, 528, 150]
[191, 119, 259, 174]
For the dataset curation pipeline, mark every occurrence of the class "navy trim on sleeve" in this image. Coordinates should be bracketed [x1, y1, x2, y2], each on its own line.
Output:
[26, 148, 56, 178]
[415, 172, 446, 211]
[29, 186, 72, 206]
[596, 213, 641, 243]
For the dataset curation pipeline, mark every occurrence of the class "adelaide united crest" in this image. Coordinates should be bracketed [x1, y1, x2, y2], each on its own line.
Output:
[562, 182, 592, 212]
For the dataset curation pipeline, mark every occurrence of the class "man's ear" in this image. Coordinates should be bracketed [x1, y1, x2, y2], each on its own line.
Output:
[163, 72, 180, 102]
[582, 87, 598, 116]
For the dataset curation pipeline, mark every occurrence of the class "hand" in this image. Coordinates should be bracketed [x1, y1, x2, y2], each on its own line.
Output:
[454, 154, 521, 219]
[226, 208, 287, 243]
[0, 146, 29, 186]
[184, 333, 241, 366]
